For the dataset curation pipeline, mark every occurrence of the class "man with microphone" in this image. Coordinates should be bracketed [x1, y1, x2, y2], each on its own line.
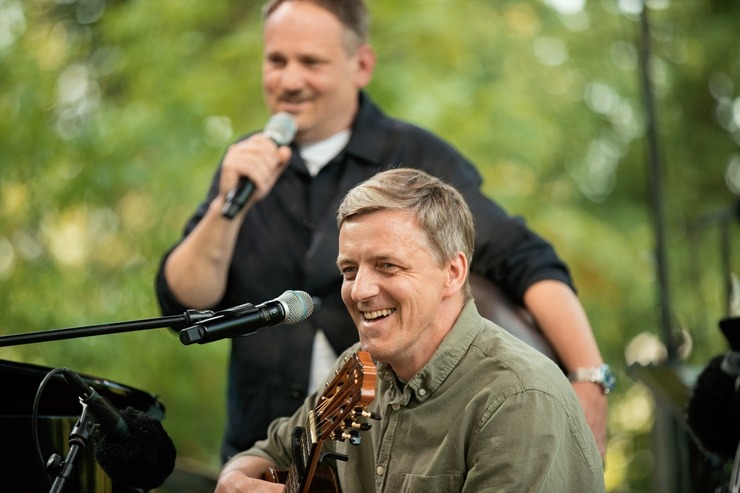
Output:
[155, 0, 610, 464]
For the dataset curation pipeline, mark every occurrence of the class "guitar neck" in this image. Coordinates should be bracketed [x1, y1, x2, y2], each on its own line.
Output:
[282, 413, 325, 493]
[266, 351, 377, 493]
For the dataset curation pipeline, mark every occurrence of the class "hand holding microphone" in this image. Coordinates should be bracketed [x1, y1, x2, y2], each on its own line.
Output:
[221, 112, 297, 219]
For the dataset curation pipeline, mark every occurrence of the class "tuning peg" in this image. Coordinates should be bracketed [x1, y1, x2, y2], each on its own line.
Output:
[354, 408, 381, 420]
[341, 429, 362, 446]
[346, 420, 372, 431]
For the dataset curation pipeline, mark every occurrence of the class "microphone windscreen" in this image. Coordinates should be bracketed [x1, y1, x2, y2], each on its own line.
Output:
[280, 290, 314, 324]
[94, 407, 177, 489]
[264, 112, 297, 146]
[685, 354, 740, 459]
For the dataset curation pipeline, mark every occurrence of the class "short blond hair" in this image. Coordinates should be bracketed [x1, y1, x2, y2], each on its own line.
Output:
[337, 168, 475, 299]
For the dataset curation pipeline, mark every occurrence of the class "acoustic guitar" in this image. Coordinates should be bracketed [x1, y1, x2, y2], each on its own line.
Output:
[264, 350, 378, 493]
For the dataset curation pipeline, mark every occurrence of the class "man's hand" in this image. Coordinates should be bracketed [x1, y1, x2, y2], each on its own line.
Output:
[214, 455, 284, 493]
[220, 134, 292, 207]
[215, 470, 284, 493]
[571, 381, 608, 460]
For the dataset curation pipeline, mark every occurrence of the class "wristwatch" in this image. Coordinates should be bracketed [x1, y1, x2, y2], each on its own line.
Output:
[567, 364, 616, 394]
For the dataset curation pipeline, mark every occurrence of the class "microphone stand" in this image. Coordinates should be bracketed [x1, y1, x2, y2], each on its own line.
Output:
[48, 406, 95, 493]
[0, 309, 214, 347]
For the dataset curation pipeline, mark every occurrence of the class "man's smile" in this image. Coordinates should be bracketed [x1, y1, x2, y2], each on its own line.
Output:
[362, 308, 396, 321]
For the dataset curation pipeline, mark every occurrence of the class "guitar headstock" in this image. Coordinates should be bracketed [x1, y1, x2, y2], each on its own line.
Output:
[314, 350, 378, 444]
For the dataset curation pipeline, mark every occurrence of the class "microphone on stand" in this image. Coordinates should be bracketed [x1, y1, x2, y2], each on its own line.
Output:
[221, 112, 297, 219]
[179, 290, 314, 345]
[62, 369, 176, 489]
[62, 368, 130, 442]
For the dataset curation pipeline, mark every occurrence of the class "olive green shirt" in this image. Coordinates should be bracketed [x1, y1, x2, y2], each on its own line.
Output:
[240, 301, 605, 492]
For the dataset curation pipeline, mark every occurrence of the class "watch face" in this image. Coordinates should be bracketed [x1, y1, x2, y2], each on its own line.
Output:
[601, 366, 616, 393]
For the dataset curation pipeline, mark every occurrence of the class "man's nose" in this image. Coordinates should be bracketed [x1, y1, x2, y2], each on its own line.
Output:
[279, 62, 305, 91]
[351, 267, 380, 301]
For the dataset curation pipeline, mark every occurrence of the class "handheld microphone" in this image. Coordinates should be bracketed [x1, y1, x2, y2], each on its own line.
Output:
[221, 112, 297, 219]
[62, 369, 177, 489]
[179, 290, 314, 345]
[685, 352, 740, 460]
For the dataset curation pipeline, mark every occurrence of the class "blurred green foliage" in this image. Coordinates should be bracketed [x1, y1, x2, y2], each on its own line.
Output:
[1, 0, 738, 490]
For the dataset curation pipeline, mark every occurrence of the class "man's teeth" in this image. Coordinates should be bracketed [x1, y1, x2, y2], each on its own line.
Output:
[363, 308, 395, 320]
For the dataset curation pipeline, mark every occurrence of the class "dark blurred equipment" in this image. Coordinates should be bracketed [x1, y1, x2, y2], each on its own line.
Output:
[685, 350, 740, 493]
[628, 362, 728, 493]
[721, 317, 740, 352]
[686, 352, 740, 460]
[0, 359, 167, 492]
[629, 321, 740, 492]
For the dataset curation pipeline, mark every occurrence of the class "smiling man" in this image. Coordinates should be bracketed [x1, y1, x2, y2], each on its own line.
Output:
[215, 168, 605, 493]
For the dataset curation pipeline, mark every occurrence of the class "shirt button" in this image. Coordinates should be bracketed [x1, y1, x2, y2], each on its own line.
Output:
[303, 218, 315, 230]
[376, 466, 385, 476]
[418, 388, 427, 396]
[391, 403, 400, 411]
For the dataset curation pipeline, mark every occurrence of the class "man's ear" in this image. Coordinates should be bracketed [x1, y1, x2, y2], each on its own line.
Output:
[354, 44, 376, 88]
[443, 251, 468, 297]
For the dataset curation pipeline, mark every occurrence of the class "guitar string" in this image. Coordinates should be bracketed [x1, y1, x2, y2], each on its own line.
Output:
[316, 373, 366, 438]
[315, 356, 376, 438]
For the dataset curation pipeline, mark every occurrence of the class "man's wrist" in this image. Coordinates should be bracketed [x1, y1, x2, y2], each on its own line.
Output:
[567, 364, 616, 394]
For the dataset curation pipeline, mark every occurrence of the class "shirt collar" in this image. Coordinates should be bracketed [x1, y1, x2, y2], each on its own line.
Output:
[377, 300, 482, 403]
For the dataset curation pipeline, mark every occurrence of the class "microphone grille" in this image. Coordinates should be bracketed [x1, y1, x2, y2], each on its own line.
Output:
[264, 112, 297, 146]
[278, 290, 315, 324]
